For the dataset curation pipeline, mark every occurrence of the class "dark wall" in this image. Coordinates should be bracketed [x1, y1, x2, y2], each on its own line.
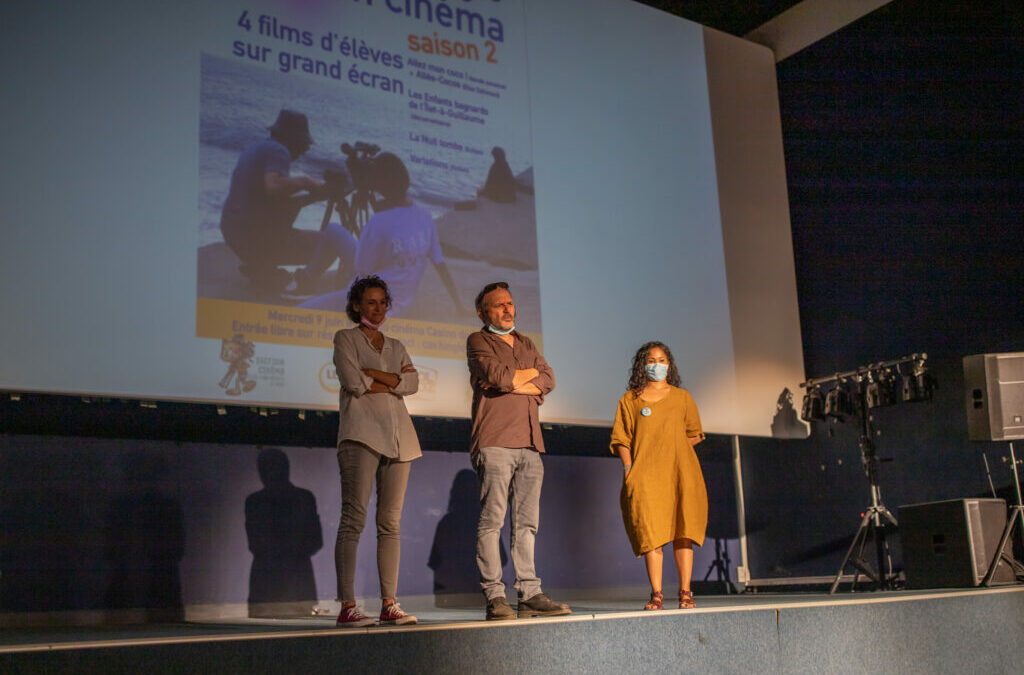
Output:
[738, 0, 1024, 578]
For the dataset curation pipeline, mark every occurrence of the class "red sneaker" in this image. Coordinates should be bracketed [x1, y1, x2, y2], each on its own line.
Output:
[379, 602, 417, 626]
[336, 605, 375, 627]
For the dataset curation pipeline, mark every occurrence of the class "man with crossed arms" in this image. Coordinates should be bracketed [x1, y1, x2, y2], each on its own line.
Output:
[466, 281, 571, 620]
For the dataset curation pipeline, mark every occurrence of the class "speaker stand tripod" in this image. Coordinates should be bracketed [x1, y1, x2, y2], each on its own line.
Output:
[702, 537, 736, 593]
[830, 385, 898, 594]
[982, 441, 1024, 586]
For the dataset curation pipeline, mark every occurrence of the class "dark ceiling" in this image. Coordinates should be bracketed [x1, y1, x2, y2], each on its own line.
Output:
[633, 0, 804, 36]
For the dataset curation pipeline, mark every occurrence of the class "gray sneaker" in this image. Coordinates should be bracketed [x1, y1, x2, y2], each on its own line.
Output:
[517, 592, 571, 618]
[486, 596, 517, 621]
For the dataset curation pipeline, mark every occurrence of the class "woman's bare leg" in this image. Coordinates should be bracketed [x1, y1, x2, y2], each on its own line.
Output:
[644, 546, 664, 592]
[673, 538, 694, 591]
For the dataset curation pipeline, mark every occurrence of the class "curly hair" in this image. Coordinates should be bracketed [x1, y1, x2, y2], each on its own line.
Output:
[627, 341, 681, 394]
[346, 275, 391, 324]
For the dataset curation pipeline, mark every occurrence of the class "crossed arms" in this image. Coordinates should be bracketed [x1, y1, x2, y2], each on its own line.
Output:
[363, 364, 417, 395]
[333, 330, 418, 398]
[466, 332, 555, 399]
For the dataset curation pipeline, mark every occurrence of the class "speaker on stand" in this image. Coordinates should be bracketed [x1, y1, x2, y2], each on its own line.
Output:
[961, 353, 1024, 585]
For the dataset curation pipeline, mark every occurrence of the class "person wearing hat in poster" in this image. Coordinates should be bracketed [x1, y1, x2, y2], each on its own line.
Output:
[219, 109, 355, 292]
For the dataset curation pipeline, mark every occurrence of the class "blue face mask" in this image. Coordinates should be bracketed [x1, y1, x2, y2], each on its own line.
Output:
[487, 324, 515, 336]
[645, 363, 669, 382]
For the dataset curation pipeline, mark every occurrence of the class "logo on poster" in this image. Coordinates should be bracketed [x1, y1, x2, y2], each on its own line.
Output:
[319, 363, 340, 393]
[218, 334, 257, 396]
[416, 365, 437, 400]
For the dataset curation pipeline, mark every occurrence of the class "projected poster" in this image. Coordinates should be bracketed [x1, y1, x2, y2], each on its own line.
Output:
[196, 1, 538, 403]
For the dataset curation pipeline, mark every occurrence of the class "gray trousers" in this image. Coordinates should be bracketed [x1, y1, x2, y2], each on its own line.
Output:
[335, 441, 411, 602]
[473, 446, 544, 601]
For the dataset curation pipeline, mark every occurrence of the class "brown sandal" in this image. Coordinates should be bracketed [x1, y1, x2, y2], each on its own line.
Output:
[643, 590, 664, 610]
[678, 589, 695, 609]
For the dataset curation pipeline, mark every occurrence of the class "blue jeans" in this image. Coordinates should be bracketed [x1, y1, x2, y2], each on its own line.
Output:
[473, 446, 544, 601]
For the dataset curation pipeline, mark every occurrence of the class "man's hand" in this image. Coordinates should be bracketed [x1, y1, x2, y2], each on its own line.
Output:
[511, 368, 539, 390]
[296, 175, 322, 193]
[512, 382, 542, 396]
[264, 172, 324, 198]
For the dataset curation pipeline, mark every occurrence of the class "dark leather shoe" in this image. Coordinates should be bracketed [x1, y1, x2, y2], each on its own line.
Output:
[486, 596, 517, 621]
[517, 593, 571, 618]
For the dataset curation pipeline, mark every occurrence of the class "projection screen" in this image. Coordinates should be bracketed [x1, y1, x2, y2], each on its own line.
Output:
[0, 0, 805, 437]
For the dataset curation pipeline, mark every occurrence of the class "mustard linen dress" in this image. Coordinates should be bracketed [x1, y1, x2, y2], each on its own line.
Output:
[610, 387, 708, 557]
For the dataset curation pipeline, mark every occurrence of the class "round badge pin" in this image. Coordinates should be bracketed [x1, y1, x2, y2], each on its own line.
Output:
[641, 407, 652, 417]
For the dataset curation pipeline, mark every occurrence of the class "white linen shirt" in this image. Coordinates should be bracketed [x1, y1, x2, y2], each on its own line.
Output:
[333, 327, 422, 461]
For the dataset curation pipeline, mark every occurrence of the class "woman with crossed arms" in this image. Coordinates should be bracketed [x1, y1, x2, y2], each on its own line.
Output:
[332, 275, 420, 626]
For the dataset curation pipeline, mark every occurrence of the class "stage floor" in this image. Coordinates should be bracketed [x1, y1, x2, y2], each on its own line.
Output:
[3, 585, 1022, 654]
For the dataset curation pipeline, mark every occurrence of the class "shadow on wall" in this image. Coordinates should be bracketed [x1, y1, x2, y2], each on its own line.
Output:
[104, 452, 185, 622]
[1, 442, 110, 614]
[245, 448, 323, 618]
[694, 436, 741, 590]
[427, 469, 507, 608]
[771, 387, 808, 440]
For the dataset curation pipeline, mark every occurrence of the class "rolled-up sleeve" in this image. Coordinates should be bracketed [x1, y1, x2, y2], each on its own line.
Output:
[511, 335, 553, 405]
[333, 330, 373, 395]
[684, 391, 704, 438]
[390, 343, 419, 397]
[610, 395, 635, 453]
[527, 344, 555, 398]
[467, 332, 515, 392]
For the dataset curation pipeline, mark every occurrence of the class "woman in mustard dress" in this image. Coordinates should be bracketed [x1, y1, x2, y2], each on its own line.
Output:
[610, 341, 707, 610]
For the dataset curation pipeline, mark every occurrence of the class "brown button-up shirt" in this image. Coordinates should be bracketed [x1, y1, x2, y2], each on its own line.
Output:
[466, 328, 555, 454]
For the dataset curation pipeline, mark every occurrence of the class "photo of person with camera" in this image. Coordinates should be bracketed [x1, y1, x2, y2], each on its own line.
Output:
[280, 166, 359, 298]
[282, 143, 375, 298]
[218, 109, 347, 293]
[198, 56, 541, 331]
[300, 151, 470, 318]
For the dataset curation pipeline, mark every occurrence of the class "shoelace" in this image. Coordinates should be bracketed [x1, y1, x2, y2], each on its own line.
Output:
[341, 606, 371, 620]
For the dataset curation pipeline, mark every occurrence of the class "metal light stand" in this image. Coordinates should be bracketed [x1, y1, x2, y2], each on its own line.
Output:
[828, 378, 898, 594]
[982, 441, 1024, 586]
[801, 354, 927, 595]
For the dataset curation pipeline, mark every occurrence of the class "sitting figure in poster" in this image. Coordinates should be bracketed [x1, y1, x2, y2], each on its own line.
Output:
[476, 146, 518, 204]
[302, 152, 468, 317]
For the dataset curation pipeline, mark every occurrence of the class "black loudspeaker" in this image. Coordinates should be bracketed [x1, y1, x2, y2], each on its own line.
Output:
[898, 498, 1016, 588]
[963, 352, 1024, 441]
